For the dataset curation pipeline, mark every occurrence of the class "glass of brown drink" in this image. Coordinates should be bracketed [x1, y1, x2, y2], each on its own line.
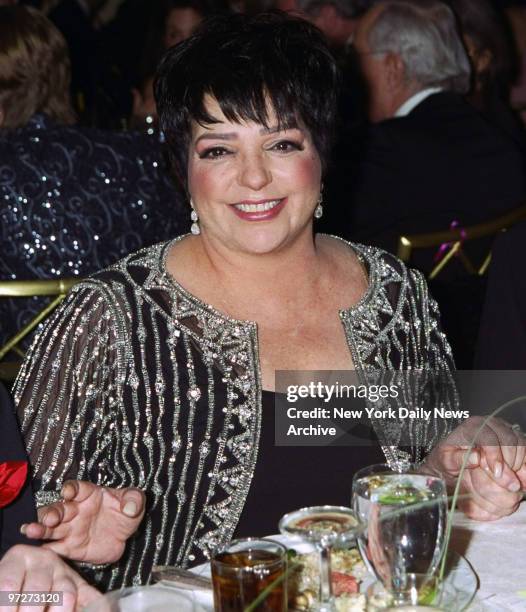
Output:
[211, 538, 287, 611]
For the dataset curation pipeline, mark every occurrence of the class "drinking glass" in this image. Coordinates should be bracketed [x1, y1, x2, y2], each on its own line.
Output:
[279, 505, 358, 612]
[211, 537, 287, 611]
[352, 464, 447, 606]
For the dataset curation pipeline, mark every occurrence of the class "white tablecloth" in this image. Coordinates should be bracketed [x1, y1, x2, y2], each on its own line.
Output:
[451, 502, 526, 610]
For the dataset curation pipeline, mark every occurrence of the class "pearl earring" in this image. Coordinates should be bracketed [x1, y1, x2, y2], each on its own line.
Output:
[190, 199, 200, 235]
[314, 191, 323, 219]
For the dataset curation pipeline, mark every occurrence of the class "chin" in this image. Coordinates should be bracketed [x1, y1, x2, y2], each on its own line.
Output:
[232, 224, 297, 255]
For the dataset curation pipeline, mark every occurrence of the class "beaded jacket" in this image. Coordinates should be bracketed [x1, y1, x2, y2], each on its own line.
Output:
[14, 236, 455, 589]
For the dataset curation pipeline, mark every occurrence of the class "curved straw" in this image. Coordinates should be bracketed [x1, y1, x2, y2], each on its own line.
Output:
[438, 394, 526, 582]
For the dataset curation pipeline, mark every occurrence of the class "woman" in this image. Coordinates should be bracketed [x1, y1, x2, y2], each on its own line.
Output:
[15, 11, 525, 592]
[0, 5, 186, 353]
[132, 0, 214, 129]
[447, 0, 525, 148]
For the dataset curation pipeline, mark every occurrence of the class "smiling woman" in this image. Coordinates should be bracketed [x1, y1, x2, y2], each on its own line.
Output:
[13, 9, 523, 595]
[183, 97, 322, 256]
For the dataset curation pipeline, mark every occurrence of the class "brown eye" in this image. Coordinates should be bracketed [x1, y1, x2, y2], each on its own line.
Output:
[271, 140, 303, 153]
[199, 147, 231, 159]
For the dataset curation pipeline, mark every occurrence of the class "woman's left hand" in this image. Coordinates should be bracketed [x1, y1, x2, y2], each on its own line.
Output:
[424, 416, 525, 521]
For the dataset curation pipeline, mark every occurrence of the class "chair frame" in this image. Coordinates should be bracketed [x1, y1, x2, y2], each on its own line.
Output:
[0, 278, 79, 362]
[397, 204, 526, 279]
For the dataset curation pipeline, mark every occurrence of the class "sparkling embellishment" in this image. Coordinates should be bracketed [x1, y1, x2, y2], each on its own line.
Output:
[14, 237, 455, 594]
[187, 386, 201, 401]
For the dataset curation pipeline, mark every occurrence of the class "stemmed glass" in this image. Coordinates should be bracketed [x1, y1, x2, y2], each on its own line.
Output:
[352, 464, 447, 607]
[279, 505, 358, 612]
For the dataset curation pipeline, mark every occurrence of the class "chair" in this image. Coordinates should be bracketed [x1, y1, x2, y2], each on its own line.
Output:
[397, 204, 526, 279]
[0, 278, 80, 381]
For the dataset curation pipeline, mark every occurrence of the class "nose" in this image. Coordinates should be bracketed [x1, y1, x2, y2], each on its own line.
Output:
[237, 152, 272, 191]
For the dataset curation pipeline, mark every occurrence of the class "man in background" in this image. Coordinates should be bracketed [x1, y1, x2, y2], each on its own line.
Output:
[329, 0, 525, 254]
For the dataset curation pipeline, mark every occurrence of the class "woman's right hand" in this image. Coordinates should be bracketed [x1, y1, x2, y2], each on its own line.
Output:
[21, 481, 146, 565]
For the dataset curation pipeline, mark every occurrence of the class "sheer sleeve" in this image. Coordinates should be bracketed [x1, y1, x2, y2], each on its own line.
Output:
[13, 281, 125, 506]
[408, 268, 455, 373]
[408, 268, 458, 461]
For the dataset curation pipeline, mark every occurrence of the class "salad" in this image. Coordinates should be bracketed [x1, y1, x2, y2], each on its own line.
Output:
[288, 547, 368, 611]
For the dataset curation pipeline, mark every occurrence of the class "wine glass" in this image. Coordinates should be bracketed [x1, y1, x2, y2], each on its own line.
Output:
[352, 464, 447, 607]
[279, 505, 358, 612]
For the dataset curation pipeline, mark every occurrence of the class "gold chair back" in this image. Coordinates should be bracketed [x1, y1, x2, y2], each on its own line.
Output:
[0, 278, 80, 379]
[397, 204, 526, 279]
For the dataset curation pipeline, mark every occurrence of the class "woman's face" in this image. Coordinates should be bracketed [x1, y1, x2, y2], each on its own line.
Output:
[164, 7, 203, 48]
[464, 34, 492, 87]
[187, 97, 322, 256]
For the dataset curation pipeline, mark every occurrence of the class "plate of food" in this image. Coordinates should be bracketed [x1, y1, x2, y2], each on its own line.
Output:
[156, 536, 478, 611]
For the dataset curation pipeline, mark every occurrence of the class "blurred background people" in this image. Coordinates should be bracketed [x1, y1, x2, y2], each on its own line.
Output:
[322, 0, 526, 367]
[47, 0, 103, 125]
[506, 2, 526, 125]
[297, 0, 368, 51]
[447, 0, 526, 150]
[132, 0, 211, 128]
[0, 5, 187, 354]
[332, 0, 526, 253]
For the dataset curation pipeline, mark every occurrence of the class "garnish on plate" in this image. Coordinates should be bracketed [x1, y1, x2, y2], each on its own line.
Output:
[287, 546, 367, 611]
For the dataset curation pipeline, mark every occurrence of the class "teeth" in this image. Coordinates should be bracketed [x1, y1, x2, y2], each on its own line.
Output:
[234, 199, 281, 212]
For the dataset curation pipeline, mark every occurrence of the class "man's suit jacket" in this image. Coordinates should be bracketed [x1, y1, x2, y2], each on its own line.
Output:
[336, 92, 526, 255]
[475, 221, 526, 369]
[0, 383, 36, 556]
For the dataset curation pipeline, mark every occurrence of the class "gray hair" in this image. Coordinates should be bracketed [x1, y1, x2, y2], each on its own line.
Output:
[368, 0, 471, 93]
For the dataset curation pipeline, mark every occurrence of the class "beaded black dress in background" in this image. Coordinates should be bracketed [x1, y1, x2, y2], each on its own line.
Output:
[14, 236, 455, 590]
[0, 114, 187, 349]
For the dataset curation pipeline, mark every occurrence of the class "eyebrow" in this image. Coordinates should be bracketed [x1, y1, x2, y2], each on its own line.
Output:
[195, 124, 302, 144]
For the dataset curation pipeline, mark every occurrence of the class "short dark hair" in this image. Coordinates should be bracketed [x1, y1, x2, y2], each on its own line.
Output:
[154, 11, 339, 190]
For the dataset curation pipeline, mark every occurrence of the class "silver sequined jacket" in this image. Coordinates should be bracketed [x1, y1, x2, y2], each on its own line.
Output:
[14, 236, 455, 589]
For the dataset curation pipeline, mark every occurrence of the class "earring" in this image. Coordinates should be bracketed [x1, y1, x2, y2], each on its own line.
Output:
[314, 190, 323, 220]
[190, 199, 200, 235]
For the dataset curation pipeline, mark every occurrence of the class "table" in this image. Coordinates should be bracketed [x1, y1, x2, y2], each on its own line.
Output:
[451, 502, 526, 610]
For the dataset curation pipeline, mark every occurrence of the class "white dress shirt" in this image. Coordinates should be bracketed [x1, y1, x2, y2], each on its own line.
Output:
[394, 87, 444, 117]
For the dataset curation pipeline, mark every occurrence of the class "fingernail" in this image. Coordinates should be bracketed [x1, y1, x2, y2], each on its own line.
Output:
[508, 480, 521, 492]
[123, 501, 137, 517]
[20, 524, 27, 535]
[468, 452, 479, 466]
[493, 461, 503, 479]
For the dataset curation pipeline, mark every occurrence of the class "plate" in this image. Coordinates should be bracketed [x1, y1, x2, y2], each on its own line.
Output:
[172, 535, 478, 611]
[84, 585, 208, 611]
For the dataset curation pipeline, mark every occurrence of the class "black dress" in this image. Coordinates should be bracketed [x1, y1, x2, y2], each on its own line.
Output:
[234, 391, 385, 538]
